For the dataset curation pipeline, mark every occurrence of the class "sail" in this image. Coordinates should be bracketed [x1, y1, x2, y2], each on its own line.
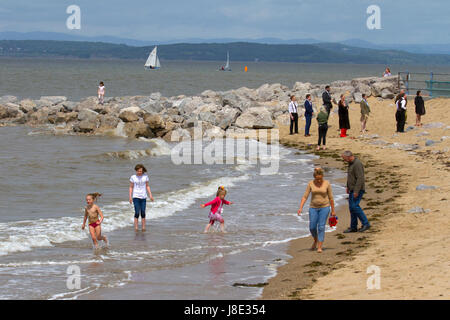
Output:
[224, 51, 230, 69]
[145, 46, 159, 68]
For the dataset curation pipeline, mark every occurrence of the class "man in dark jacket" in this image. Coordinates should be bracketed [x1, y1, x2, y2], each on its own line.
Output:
[304, 94, 314, 136]
[341, 151, 371, 233]
[322, 85, 333, 115]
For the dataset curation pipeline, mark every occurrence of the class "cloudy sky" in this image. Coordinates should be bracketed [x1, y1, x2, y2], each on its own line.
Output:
[0, 0, 449, 44]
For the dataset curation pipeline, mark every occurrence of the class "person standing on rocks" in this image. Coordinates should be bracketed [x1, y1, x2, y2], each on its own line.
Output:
[360, 94, 370, 133]
[341, 151, 370, 233]
[288, 95, 299, 135]
[414, 90, 426, 127]
[98, 81, 105, 105]
[304, 94, 314, 137]
[322, 85, 333, 116]
[395, 92, 407, 133]
[338, 94, 350, 137]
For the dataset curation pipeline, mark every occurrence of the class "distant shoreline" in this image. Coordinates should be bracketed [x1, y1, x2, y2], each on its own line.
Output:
[2, 40, 450, 65]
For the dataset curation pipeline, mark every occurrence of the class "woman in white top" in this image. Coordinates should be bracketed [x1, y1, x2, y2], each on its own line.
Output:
[383, 67, 392, 77]
[98, 81, 105, 105]
[129, 164, 154, 232]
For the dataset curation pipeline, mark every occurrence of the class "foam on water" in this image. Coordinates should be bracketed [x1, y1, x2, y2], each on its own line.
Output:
[0, 174, 249, 256]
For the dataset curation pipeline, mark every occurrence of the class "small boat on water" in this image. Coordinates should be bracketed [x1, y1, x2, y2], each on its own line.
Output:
[219, 51, 231, 71]
[144, 46, 161, 70]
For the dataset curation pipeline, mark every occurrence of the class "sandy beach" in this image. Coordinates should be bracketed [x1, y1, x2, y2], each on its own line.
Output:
[262, 96, 450, 300]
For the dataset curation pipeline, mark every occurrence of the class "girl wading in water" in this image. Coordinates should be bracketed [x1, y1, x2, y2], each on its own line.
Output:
[82, 193, 108, 249]
[201, 186, 233, 233]
[297, 168, 336, 253]
[129, 164, 154, 232]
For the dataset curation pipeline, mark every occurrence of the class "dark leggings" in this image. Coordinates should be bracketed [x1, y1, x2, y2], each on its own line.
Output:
[396, 110, 406, 132]
[318, 123, 328, 146]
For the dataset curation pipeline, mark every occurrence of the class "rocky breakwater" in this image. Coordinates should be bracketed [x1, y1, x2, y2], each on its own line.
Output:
[0, 75, 400, 140]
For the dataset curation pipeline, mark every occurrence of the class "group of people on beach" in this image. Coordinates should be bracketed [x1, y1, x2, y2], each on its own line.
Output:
[288, 72, 427, 149]
[288, 87, 372, 150]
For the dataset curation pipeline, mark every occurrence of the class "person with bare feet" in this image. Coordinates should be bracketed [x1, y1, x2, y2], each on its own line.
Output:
[129, 164, 154, 232]
[201, 186, 233, 233]
[297, 168, 336, 253]
[82, 193, 108, 249]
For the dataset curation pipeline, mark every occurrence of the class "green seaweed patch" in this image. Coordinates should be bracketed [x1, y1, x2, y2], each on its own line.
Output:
[232, 282, 268, 288]
[304, 261, 323, 267]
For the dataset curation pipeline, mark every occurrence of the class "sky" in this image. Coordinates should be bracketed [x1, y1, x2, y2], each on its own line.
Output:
[0, 0, 449, 44]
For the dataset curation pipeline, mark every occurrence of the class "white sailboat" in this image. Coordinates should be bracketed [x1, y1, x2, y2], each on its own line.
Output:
[144, 46, 161, 70]
[219, 51, 231, 71]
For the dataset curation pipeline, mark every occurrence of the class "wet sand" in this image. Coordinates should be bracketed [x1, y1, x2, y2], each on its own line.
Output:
[262, 96, 450, 299]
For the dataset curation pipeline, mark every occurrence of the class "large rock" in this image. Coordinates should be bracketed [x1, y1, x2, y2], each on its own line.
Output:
[371, 81, 396, 97]
[143, 113, 165, 129]
[27, 108, 50, 124]
[78, 119, 97, 133]
[40, 96, 67, 105]
[0, 103, 20, 119]
[0, 95, 18, 104]
[119, 110, 140, 122]
[235, 107, 274, 129]
[48, 111, 77, 124]
[78, 109, 99, 122]
[123, 122, 155, 139]
[215, 106, 240, 130]
[19, 99, 37, 113]
[381, 88, 395, 99]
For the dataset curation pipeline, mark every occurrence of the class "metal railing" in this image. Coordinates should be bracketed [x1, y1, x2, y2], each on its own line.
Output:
[398, 72, 450, 97]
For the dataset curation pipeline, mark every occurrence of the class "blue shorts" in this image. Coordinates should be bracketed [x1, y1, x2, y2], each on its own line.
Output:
[133, 198, 146, 218]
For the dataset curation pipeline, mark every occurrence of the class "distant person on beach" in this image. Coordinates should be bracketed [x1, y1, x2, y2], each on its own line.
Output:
[316, 106, 329, 150]
[360, 94, 371, 133]
[304, 94, 314, 137]
[98, 82, 105, 105]
[297, 167, 336, 253]
[288, 95, 299, 135]
[322, 85, 333, 115]
[338, 94, 350, 137]
[341, 151, 370, 233]
[395, 92, 407, 133]
[415, 90, 426, 126]
[201, 186, 233, 233]
[129, 164, 154, 232]
[82, 193, 108, 249]
[383, 67, 392, 77]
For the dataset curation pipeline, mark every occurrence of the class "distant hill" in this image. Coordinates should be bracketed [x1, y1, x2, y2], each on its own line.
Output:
[1, 40, 450, 65]
[1, 32, 449, 54]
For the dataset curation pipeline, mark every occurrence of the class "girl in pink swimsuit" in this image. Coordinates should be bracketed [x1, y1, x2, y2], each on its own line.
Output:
[201, 186, 233, 233]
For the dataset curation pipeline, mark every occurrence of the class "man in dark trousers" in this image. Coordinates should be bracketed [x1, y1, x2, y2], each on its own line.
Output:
[341, 151, 371, 233]
[288, 95, 299, 135]
[322, 85, 333, 116]
[304, 94, 314, 137]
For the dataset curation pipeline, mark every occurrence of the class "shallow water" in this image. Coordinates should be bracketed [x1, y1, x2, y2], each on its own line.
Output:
[0, 126, 348, 299]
